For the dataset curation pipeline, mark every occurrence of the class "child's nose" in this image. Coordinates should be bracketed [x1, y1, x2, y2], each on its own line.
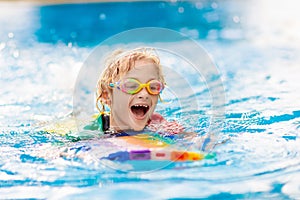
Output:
[137, 87, 149, 99]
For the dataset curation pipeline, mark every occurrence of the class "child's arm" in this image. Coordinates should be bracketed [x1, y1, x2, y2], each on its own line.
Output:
[147, 113, 184, 134]
[148, 113, 230, 151]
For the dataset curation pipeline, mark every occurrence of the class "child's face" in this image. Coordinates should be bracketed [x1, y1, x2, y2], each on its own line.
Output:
[109, 59, 161, 131]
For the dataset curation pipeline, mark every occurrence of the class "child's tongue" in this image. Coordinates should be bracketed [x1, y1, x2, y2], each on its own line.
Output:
[131, 106, 147, 118]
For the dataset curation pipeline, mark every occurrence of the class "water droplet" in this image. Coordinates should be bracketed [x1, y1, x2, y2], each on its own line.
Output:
[178, 7, 184, 13]
[233, 16, 240, 23]
[8, 32, 14, 38]
[99, 13, 106, 20]
[211, 2, 218, 9]
[195, 2, 203, 9]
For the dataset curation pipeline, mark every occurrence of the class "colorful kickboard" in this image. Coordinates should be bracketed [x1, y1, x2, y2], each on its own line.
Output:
[60, 132, 215, 163]
[40, 116, 216, 165]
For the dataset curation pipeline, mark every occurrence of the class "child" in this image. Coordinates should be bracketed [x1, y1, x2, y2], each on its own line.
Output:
[43, 47, 220, 155]
[95, 47, 184, 135]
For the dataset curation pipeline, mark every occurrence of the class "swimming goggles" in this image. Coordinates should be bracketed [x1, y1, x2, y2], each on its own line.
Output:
[109, 78, 164, 95]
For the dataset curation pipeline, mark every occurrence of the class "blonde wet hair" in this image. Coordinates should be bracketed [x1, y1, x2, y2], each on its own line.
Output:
[96, 47, 165, 112]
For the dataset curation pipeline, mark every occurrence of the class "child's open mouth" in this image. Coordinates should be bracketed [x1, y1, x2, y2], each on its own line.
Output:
[130, 104, 150, 119]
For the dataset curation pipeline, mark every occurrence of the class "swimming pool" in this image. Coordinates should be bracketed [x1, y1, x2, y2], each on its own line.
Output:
[1, 1, 300, 199]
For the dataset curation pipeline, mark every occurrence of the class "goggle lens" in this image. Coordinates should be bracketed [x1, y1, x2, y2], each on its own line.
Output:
[148, 80, 163, 94]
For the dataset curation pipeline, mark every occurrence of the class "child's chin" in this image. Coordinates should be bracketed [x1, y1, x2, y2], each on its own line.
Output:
[131, 127, 144, 132]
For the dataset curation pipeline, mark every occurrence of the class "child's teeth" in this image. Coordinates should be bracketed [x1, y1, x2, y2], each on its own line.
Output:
[135, 105, 148, 107]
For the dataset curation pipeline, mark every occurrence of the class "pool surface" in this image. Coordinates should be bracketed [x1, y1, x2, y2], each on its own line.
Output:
[1, 0, 300, 199]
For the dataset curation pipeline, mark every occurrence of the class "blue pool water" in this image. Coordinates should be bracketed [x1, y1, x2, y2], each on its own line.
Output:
[1, 1, 300, 199]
